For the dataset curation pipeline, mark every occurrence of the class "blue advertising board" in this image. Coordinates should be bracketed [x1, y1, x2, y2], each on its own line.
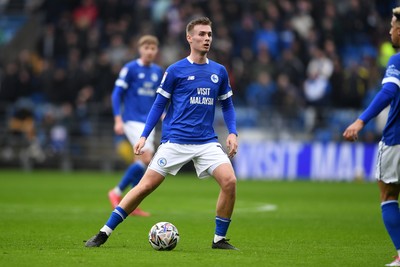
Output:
[233, 141, 378, 181]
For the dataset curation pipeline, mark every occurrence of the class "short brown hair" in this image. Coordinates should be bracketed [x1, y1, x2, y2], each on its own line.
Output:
[186, 17, 212, 34]
[137, 35, 159, 47]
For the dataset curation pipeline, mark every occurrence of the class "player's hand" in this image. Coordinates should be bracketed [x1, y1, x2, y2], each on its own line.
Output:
[134, 137, 147, 155]
[343, 119, 364, 142]
[114, 116, 124, 135]
[226, 133, 238, 159]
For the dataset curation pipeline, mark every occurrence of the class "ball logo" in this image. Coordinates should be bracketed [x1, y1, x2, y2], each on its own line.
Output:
[211, 74, 219, 83]
[157, 157, 167, 167]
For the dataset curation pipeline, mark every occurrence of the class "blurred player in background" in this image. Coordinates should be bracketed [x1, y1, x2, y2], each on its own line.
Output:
[343, 7, 400, 267]
[109, 35, 163, 217]
[85, 17, 239, 250]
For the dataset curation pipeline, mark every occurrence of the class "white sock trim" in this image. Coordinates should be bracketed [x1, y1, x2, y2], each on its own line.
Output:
[100, 225, 113, 236]
[214, 235, 225, 243]
[136, 160, 146, 168]
[113, 187, 123, 196]
[381, 200, 399, 207]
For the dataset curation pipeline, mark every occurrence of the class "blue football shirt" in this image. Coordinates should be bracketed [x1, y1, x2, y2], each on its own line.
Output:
[156, 57, 233, 144]
[381, 53, 400, 145]
[112, 59, 163, 123]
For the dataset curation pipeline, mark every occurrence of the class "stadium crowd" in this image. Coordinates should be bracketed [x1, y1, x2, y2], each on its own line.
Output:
[0, 0, 398, 162]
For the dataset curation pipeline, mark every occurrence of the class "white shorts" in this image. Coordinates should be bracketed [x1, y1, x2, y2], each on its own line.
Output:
[375, 141, 400, 184]
[148, 142, 232, 178]
[123, 121, 155, 153]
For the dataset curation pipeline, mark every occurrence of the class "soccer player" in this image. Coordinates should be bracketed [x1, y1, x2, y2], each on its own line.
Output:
[85, 17, 239, 250]
[343, 7, 400, 267]
[108, 35, 163, 217]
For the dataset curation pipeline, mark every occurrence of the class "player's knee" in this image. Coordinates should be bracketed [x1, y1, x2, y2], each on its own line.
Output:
[221, 175, 236, 193]
[380, 184, 400, 202]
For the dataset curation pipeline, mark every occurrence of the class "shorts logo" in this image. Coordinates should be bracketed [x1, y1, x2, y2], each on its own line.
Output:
[157, 157, 167, 167]
[211, 74, 219, 83]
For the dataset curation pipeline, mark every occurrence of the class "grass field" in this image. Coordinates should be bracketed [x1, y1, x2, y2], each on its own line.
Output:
[0, 169, 393, 266]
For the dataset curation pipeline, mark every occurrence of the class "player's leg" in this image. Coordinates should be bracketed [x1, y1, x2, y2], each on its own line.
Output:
[128, 149, 153, 216]
[211, 163, 238, 250]
[118, 169, 164, 212]
[108, 122, 154, 211]
[213, 163, 236, 219]
[376, 142, 400, 266]
[108, 159, 145, 208]
[380, 181, 400, 266]
[130, 150, 152, 187]
[85, 169, 165, 247]
[193, 143, 238, 250]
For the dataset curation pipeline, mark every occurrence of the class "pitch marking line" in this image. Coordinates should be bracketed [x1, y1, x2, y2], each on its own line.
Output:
[235, 203, 277, 213]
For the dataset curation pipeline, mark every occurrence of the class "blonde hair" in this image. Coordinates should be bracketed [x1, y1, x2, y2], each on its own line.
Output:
[137, 35, 159, 47]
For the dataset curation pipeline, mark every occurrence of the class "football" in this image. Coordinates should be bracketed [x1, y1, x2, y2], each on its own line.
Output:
[148, 222, 180, 251]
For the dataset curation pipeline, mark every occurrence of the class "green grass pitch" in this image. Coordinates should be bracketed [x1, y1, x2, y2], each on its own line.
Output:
[0, 169, 393, 266]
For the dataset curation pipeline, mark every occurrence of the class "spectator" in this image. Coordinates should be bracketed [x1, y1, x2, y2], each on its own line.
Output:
[245, 71, 276, 109]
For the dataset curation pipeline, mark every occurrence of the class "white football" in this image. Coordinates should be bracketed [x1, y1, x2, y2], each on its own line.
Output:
[148, 222, 180, 251]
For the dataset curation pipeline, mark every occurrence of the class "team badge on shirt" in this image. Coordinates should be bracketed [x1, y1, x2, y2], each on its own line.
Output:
[211, 74, 219, 83]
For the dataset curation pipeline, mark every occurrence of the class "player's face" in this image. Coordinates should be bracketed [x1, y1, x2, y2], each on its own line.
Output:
[187, 24, 212, 54]
[139, 43, 158, 65]
[390, 16, 400, 48]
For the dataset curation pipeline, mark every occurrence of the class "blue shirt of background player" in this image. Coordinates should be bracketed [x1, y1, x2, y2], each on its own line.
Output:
[112, 59, 163, 123]
[358, 53, 400, 145]
[156, 57, 233, 144]
[378, 54, 400, 145]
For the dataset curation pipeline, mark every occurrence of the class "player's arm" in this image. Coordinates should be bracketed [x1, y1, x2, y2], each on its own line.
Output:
[220, 97, 238, 158]
[112, 66, 131, 135]
[111, 86, 125, 135]
[134, 94, 169, 155]
[343, 82, 397, 141]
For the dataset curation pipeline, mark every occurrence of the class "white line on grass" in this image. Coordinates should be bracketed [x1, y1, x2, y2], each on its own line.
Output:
[234, 203, 277, 213]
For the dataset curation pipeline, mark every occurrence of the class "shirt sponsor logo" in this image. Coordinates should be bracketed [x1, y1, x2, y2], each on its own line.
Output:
[190, 87, 214, 105]
[187, 76, 195, 80]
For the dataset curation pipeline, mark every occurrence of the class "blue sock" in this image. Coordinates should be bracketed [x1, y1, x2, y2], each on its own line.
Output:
[118, 162, 145, 191]
[382, 201, 400, 249]
[215, 216, 231, 237]
[130, 162, 145, 188]
[105, 206, 128, 230]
